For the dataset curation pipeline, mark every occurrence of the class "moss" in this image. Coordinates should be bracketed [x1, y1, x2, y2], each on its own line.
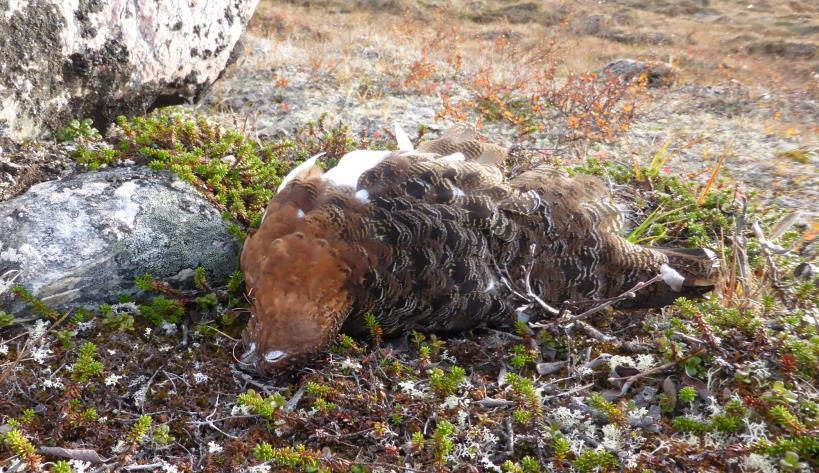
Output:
[678, 386, 697, 403]
[570, 157, 633, 184]
[194, 266, 209, 290]
[11, 285, 60, 320]
[711, 413, 744, 434]
[17, 409, 35, 425]
[758, 436, 819, 464]
[502, 456, 543, 473]
[572, 449, 619, 472]
[52, 460, 72, 473]
[553, 435, 571, 461]
[101, 310, 135, 332]
[2, 429, 39, 465]
[73, 342, 104, 382]
[278, 445, 325, 470]
[237, 389, 286, 422]
[432, 420, 456, 463]
[571, 156, 736, 247]
[429, 365, 467, 398]
[676, 297, 763, 337]
[363, 312, 383, 344]
[672, 402, 749, 436]
[139, 296, 184, 326]
[253, 441, 275, 462]
[588, 392, 622, 423]
[768, 405, 805, 433]
[0, 310, 14, 328]
[509, 344, 537, 370]
[129, 415, 153, 444]
[506, 373, 543, 420]
[66, 109, 380, 229]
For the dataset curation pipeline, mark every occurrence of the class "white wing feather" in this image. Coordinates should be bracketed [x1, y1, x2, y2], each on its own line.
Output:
[323, 150, 391, 189]
[276, 152, 325, 193]
[394, 122, 413, 152]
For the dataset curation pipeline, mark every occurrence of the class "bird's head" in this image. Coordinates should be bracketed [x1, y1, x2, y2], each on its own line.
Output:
[239, 295, 346, 375]
[239, 229, 357, 376]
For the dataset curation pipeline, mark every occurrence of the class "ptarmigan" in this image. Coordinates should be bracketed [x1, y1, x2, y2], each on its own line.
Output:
[239, 124, 720, 374]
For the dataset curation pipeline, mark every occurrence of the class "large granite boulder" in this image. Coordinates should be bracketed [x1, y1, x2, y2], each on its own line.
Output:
[0, 167, 241, 320]
[0, 0, 259, 140]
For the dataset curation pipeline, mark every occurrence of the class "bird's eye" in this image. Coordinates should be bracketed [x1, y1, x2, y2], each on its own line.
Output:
[264, 350, 287, 362]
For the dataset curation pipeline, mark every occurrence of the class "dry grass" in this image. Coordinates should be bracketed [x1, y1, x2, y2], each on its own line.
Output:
[250, 0, 818, 88]
[235, 0, 819, 143]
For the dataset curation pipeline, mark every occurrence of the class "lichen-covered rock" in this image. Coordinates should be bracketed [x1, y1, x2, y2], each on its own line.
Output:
[602, 59, 677, 88]
[0, 0, 259, 141]
[0, 167, 241, 320]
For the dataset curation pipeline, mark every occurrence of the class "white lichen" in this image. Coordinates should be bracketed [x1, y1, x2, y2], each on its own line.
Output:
[601, 424, 623, 450]
[742, 453, 777, 473]
[105, 374, 124, 386]
[207, 441, 224, 454]
[551, 406, 585, 428]
[30, 345, 53, 364]
[192, 372, 210, 384]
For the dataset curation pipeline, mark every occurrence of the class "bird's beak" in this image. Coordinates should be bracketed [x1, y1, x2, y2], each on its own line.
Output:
[238, 343, 291, 376]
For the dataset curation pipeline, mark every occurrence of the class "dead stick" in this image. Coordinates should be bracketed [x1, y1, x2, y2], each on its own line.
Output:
[561, 274, 664, 325]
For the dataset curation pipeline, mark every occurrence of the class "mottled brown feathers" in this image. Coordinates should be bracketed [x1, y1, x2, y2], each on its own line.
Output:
[417, 123, 507, 166]
[240, 125, 720, 374]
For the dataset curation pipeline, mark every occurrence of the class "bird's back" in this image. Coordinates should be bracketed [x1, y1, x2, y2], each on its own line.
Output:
[340, 152, 720, 337]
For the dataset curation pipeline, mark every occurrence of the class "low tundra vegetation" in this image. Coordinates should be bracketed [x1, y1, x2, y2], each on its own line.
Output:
[1, 110, 816, 471]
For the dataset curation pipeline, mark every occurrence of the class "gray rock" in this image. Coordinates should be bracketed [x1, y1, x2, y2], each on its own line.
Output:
[602, 59, 677, 87]
[0, 0, 259, 141]
[0, 167, 241, 319]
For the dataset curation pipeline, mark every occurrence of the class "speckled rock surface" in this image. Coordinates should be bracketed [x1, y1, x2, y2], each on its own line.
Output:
[0, 167, 240, 319]
[0, 0, 259, 140]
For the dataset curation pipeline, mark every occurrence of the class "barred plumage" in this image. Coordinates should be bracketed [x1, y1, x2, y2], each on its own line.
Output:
[240, 125, 720, 374]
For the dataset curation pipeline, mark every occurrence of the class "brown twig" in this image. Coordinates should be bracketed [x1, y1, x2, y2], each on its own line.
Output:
[0, 311, 72, 387]
[559, 273, 664, 325]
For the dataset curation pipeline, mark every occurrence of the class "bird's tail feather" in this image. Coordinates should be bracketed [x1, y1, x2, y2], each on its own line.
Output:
[619, 247, 722, 309]
[656, 247, 722, 287]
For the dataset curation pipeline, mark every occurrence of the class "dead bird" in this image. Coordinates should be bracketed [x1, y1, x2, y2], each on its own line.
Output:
[239, 124, 720, 375]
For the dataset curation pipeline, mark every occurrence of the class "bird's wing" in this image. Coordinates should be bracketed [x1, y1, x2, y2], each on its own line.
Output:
[509, 167, 624, 233]
[276, 153, 325, 193]
[394, 122, 414, 152]
[418, 124, 507, 167]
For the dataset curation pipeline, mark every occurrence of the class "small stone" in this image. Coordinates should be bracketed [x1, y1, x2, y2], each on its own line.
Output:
[794, 262, 816, 281]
